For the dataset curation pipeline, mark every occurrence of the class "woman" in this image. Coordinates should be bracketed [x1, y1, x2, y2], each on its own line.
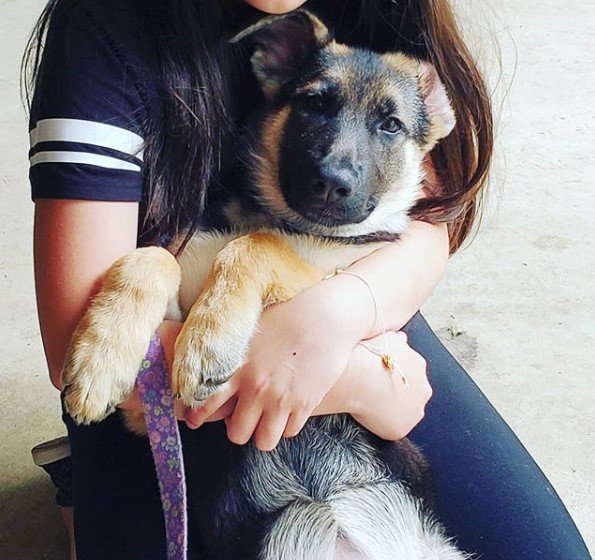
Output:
[25, 0, 590, 558]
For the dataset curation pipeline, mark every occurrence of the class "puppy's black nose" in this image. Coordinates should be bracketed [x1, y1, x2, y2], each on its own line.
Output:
[309, 170, 354, 204]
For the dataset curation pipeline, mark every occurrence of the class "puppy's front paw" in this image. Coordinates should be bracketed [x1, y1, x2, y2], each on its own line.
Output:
[172, 311, 255, 405]
[62, 340, 137, 425]
[61, 246, 181, 424]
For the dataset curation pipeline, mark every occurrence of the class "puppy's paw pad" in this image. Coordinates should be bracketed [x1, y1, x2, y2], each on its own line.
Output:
[192, 380, 230, 403]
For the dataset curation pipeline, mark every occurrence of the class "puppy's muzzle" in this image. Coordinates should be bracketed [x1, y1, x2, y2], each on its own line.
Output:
[299, 162, 373, 225]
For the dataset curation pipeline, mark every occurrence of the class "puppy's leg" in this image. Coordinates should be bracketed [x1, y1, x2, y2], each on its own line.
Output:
[173, 232, 321, 404]
[62, 247, 181, 424]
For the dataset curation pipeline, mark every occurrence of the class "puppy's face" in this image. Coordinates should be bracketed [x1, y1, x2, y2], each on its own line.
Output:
[236, 12, 455, 237]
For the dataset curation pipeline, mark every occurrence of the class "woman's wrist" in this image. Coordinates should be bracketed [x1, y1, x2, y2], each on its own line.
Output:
[314, 331, 431, 441]
[318, 342, 370, 417]
[314, 340, 391, 419]
[286, 269, 378, 347]
[156, 320, 183, 375]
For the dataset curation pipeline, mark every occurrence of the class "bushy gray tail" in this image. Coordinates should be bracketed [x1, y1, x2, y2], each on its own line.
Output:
[259, 483, 470, 560]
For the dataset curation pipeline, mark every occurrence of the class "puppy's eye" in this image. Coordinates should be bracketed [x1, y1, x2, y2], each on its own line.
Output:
[380, 117, 403, 134]
[301, 94, 326, 113]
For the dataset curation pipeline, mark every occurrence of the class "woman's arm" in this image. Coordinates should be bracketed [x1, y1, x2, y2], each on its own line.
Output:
[299, 220, 450, 342]
[34, 199, 139, 389]
[188, 220, 447, 449]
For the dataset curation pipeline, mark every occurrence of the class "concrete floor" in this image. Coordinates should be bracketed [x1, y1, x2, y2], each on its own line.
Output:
[0, 0, 593, 558]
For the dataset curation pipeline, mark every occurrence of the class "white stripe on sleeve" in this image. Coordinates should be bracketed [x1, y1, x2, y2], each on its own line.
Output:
[30, 119, 144, 161]
[30, 151, 142, 172]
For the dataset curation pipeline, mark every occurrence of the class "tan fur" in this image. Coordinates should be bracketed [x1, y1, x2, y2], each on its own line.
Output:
[122, 411, 147, 436]
[252, 106, 291, 215]
[62, 247, 181, 424]
[326, 41, 349, 55]
[382, 52, 422, 77]
[306, 12, 331, 45]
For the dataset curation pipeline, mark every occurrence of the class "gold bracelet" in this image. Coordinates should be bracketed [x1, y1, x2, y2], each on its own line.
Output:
[324, 268, 408, 386]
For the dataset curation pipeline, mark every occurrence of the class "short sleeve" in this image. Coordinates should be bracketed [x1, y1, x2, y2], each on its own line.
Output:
[29, 0, 151, 202]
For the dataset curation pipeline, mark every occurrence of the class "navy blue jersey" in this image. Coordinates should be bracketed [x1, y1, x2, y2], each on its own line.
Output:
[29, 0, 155, 202]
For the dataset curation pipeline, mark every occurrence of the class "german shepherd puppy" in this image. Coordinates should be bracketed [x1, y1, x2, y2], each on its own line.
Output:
[61, 11, 468, 560]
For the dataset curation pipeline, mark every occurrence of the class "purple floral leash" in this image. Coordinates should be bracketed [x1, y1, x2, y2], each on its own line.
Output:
[137, 335, 188, 560]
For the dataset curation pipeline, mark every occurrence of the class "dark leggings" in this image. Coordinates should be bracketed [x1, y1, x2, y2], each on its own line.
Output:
[65, 313, 590, 559]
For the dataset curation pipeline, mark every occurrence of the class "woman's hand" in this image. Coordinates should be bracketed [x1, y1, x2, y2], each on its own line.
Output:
[185, 290, 359, 450]
[346, 331, 431, 440]
[223, 294, 356, 451]
[186, 327, 431, 449]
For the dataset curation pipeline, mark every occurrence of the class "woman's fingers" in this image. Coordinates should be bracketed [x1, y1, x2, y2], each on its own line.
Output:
[254, 410, 291, 451]
[180, 329, 429, 446]
[184, 384, 237, 429]
[203, 397, 237, 423]
[174, 399, 188, 422]
[283, 410, 310, 438]
[225, 396, 264, 446]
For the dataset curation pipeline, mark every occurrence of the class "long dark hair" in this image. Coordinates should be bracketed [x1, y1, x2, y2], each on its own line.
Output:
[23, 0, 493, 253]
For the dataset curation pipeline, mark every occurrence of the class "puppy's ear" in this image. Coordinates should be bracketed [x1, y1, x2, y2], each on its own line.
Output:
[417, 62, 456, 150]
[231, 11, 331, 99]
